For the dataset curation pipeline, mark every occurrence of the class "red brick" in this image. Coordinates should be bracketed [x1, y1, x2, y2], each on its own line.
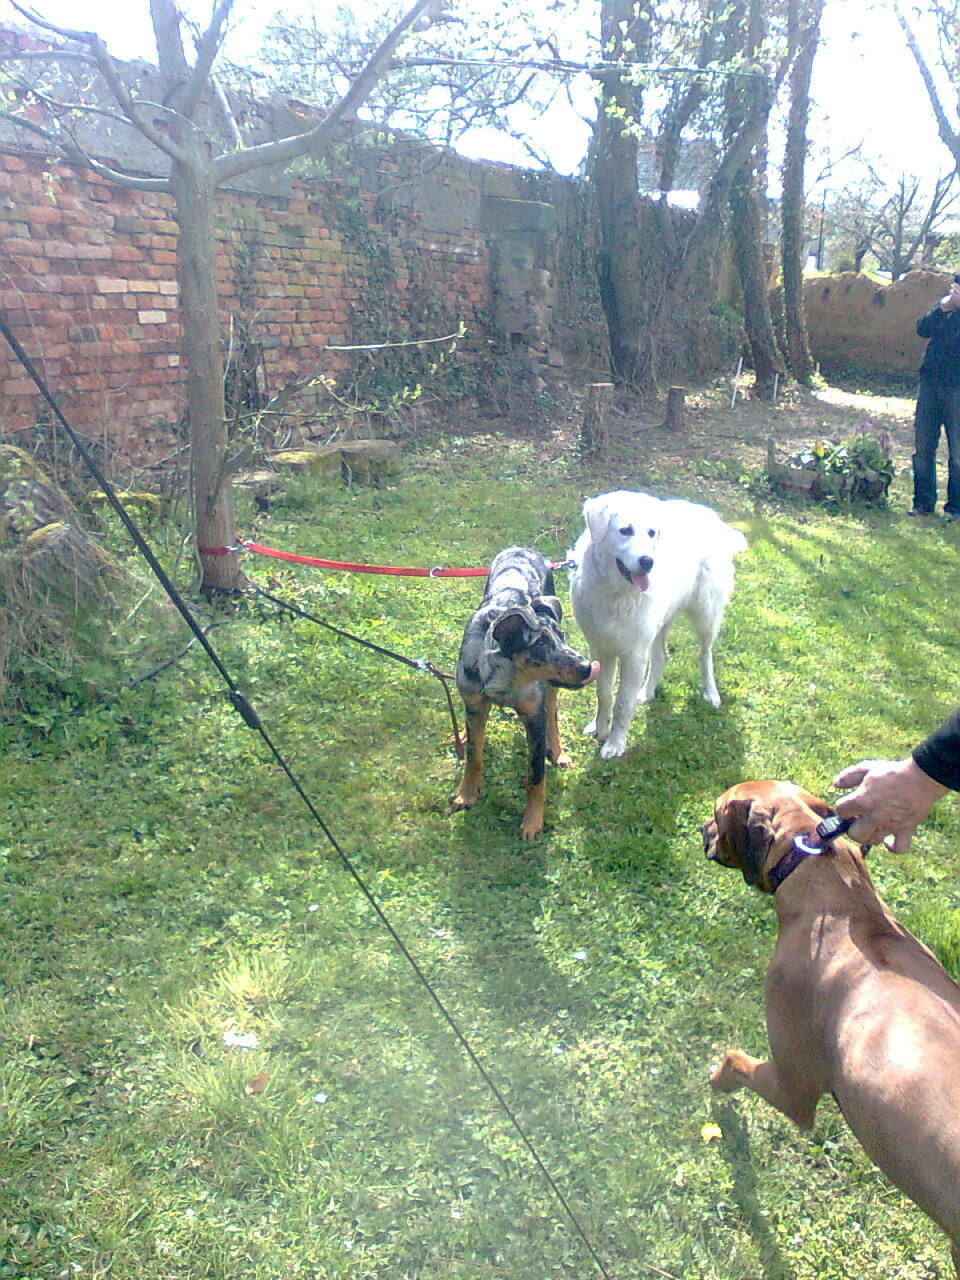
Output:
[72, 243, 113, 260]
[21, 205, 62, 226]
[111, 246, 147, 263]
[1, 377, 40, 395]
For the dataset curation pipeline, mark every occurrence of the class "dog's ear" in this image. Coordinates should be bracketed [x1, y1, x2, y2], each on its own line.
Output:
[716, 797, 775, 888]
[491, 606, 538, 655]
[742, 804, 775, 887]
[533, 595, 562, 624]
[583, 495, 612, 543]
[702, 816, 719, 860]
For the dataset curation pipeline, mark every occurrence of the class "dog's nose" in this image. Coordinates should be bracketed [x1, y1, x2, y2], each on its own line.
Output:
[637, 555, 654, 573]
[580, 659, 599, 684]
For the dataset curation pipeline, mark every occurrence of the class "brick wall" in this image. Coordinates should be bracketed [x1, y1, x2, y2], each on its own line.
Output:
[0, 135, 506, 467]
[0, 101, 732, 471]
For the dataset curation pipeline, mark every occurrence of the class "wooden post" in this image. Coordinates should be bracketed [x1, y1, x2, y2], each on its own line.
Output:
[580, 382, 613, 456]
[664, 385, 686, 432]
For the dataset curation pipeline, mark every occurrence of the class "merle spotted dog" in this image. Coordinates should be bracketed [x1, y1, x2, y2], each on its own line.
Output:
[452, 547, 598, 840]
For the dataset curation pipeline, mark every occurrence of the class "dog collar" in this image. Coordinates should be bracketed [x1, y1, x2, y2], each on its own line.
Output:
[768, 814, 856, 891]
[768, 837, 822, 891]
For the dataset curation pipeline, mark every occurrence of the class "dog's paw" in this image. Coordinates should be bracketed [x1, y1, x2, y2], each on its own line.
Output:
[520, 812, 544, 840]
[702, 690, 722, 709]
[708, 1051, 745, 1093]
[551, 749, 573, 769]
[451, 792, 476, 812]
[708, 1061, 732, 1092]
[582, 718, 599, 738]
[599, 736, 627, 760]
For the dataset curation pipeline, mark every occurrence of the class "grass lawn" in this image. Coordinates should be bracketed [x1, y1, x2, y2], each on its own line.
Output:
[3, 406, 960, 1279]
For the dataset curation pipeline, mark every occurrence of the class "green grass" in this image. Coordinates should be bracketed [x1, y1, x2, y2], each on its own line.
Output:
[3, 425, 960, 1278]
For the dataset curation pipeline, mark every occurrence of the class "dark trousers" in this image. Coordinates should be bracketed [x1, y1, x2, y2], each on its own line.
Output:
[913, 378, 960, 514]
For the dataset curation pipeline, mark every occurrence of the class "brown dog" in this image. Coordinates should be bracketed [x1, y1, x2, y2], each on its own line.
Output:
[703, 779, 960, 1273]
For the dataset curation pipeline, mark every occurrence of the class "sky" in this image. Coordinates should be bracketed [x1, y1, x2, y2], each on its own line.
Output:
[1, 0, 956, 187]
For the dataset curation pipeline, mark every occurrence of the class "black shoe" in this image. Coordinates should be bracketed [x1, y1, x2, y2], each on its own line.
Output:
[909, 508, 935, 517]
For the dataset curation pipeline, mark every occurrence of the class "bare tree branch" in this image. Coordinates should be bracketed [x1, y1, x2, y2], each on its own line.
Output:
[59, 153, 171, 189]
[0, 47, 95, 67]
[213, 0, 439, 184]
[396, 53, 769, 79]
[151, 0, 233, 118]
[0, 103, 170, 187]
[7, 0, 95, 43]
[893, 0, 960, 174]
[8, 0, 189, 162]
[210, 74, 243, 149]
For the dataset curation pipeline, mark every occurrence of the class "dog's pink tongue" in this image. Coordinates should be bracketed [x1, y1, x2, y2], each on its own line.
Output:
[631, 572, 649, 591]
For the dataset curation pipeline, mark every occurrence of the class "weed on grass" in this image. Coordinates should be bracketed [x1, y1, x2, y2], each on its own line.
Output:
[1, 428, 960, 1278]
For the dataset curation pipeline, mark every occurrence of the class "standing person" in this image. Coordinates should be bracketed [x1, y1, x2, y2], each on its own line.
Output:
[911, 274, 960, 520]
[833, 707, 960, 851]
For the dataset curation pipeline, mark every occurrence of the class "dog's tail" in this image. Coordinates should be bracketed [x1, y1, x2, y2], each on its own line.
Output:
[725, 525, 748, 556]
[696, 514, 747, 560]
[697, 522, 747, 581]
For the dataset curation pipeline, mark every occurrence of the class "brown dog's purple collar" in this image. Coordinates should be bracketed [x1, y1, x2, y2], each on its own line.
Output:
[768, 837, 823, 890]
[769, 815, 856, 890]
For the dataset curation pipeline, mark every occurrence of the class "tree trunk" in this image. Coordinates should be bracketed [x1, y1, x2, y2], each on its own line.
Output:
[663, 386, 685, 431]
[9, 0, 444, 596]
[593, 125, 653, 387]
[730, 167, 785, 401]
[722, 0, 783, 402]
[590, 0, 655, 388]
[171, 156, 240, 593]
[633, 3, 791, 392]
[780, 0, 822, 383]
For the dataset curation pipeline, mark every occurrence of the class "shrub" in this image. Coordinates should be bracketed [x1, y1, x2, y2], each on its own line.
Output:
[786, 422, 895, 504]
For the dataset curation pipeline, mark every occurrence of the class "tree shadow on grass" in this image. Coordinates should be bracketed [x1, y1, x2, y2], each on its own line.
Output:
[742, 511, 960, 742]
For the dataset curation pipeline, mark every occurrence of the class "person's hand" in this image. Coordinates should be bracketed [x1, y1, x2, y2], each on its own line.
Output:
[940, 281, 960, 311]
[833, 757, 949, 852]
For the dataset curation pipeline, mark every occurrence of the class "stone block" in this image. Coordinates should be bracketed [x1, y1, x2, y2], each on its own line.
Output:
[480, 196, 555, 234]
[268, 439, 401, 484]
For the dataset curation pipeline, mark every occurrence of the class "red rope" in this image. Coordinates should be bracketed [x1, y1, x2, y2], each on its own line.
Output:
[199, 539, 490, 577]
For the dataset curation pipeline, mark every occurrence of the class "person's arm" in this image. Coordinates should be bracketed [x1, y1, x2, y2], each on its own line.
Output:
[917, 281, 960, 336]
[834, 710, 960, 851]
[833, 757, 949, 852]
[913, 708, 960, 790]
[917, 306, 949, 338]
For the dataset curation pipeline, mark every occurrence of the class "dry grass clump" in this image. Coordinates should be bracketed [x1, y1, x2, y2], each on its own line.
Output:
[0, 443, 119, 711]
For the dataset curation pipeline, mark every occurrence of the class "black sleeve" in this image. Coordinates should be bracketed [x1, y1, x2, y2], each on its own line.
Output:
[917, 305, 950, 339]
[913, 708, 960, 791]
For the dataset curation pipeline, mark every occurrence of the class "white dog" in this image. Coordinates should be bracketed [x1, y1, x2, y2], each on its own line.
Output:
[569, 490, 747, 759]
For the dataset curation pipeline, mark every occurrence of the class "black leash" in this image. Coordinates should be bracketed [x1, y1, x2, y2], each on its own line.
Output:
[248, 582, 465, 756]
[0, 312, 609, 1280]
